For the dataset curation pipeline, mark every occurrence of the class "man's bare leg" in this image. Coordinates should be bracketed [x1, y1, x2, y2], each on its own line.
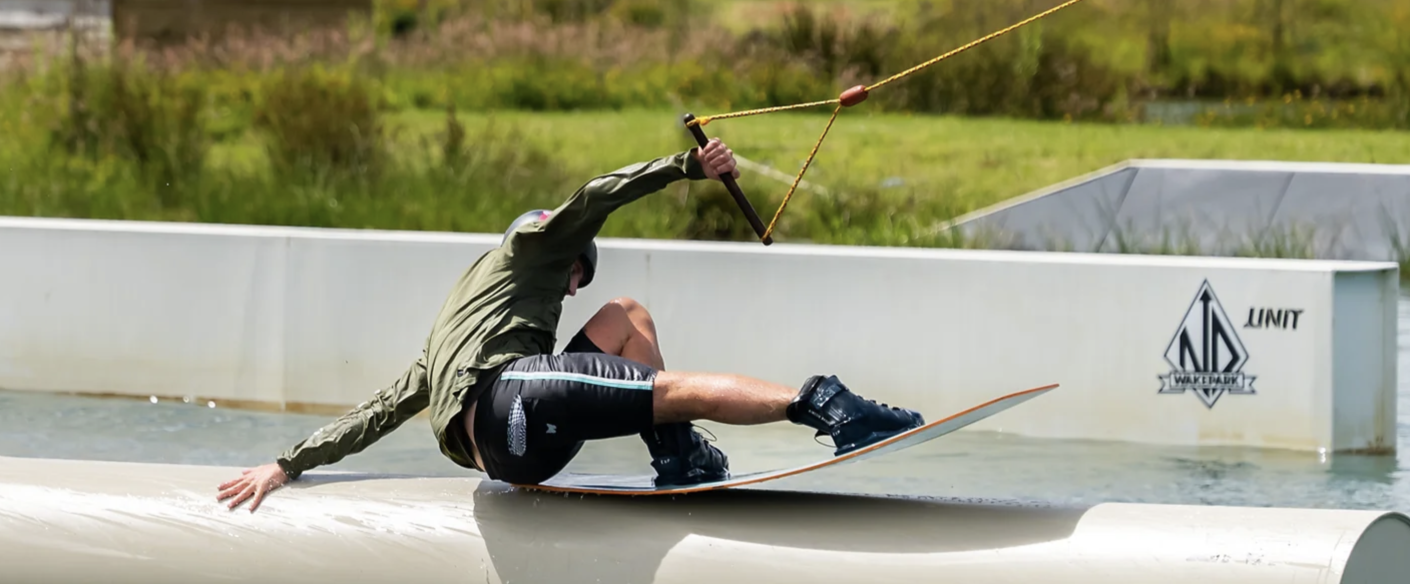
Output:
[650, 371, 795, 425]
[578, 297, 664, 369]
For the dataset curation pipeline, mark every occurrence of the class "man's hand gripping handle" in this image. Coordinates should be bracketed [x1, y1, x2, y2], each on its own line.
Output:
[682, 113, 773, 246]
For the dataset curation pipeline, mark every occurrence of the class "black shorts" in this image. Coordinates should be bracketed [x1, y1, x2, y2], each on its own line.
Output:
[471, 329, 657, 484]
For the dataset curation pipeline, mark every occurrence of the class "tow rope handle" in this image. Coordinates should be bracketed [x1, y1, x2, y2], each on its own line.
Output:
[682, 113, 773, 246]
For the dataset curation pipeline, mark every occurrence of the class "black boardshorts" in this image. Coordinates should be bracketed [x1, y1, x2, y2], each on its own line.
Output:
[472, 328, 657, 484]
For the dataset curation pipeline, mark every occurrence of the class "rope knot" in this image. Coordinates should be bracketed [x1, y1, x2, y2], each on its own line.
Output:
[839, 85, 869, 107]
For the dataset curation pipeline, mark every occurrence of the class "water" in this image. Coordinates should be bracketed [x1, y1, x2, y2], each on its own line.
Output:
[3, 296, 1409, 513]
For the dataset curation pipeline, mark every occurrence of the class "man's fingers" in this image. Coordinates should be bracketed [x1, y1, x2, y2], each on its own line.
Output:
[216, 479, 247, 500]
[249, 483, 268, 513]
[227, 484, 255, 510]
[712, 152, 737, 178]
[705, 152, 731, 172]
[704, 139, 727, 159]
[226, 486, 250, 509]
[695, 139, 739, 182]
[709, 148, 734, 167]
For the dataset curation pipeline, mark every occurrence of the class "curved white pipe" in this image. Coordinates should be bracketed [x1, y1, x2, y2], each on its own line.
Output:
[0, 455, 1405, 583]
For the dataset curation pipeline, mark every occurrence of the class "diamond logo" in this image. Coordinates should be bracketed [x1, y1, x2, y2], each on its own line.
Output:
[1158, 280, 1257, 408]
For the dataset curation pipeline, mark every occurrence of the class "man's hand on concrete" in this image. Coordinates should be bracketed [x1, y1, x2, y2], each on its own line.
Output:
[217, 462, 291, 513]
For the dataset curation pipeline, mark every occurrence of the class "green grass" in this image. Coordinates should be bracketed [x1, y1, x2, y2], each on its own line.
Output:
[196, 105, 1410, 251]
[15, 82, 1410, 242]
[371, 107, 1410, 214]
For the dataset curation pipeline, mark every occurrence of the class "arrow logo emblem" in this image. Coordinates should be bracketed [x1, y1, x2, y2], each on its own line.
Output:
[1158, 280, 1256, 408]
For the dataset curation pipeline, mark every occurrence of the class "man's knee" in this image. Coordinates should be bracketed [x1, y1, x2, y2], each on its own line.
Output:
[590, 297, 656, 334]
[605, 296, 650, 321]
[578, 297, 651, 356]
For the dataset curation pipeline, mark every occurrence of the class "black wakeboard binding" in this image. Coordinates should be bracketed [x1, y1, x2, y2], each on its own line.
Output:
[641, 422, 730, 487]
[786, 375, 925, 455]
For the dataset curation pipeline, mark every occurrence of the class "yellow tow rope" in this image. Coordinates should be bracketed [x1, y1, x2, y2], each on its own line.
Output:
[685, 0, 1089, 243]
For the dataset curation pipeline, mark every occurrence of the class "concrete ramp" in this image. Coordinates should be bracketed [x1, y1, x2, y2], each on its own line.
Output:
[953, 159, 1410, 261]
[2, 455, 1408, 583]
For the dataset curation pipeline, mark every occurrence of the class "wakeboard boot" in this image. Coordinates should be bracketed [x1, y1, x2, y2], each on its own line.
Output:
[786, 375, 925, 456]
[641, 422, 730, 487]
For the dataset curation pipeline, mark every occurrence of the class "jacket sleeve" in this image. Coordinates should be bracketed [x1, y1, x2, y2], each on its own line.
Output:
[276, 352, 430, 480]
[513, 150, 709, 268]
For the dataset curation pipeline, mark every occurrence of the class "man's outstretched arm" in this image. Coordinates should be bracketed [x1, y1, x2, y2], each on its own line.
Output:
[512, 139, 739, 267]
[216, 352, 430, 513]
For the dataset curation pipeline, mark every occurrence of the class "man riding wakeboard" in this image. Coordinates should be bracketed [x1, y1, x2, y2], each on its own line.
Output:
[217, 138, 924, 512]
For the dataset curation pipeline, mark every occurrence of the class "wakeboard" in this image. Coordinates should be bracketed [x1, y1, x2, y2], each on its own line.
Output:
[513, 383, 1058, 496]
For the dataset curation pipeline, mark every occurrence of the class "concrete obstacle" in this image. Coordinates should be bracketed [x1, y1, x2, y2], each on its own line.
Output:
[0, 455, 1405, 583]
[0, 216, 1398, 453]
[951, 158, 1410, 262]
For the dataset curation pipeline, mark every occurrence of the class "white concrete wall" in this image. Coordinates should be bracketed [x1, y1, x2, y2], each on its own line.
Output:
[0, 217, 1397, 452]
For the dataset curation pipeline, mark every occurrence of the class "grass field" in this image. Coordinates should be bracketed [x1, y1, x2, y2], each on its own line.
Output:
[166, 105, 1410, 250]
[376, 107, 1410, 213]
[10, 76, 1410, 242]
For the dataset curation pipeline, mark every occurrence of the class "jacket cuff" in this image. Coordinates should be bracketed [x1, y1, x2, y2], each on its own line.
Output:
[276, 456, 304, 481]
[682, 149, 710, 181]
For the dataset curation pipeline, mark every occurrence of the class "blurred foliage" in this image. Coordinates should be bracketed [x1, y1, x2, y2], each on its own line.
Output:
[253, 64, 390, 178]
[3, 0, 1410, 247]
[354, 0, 1410, 124]
[12, 0, 1404, 125]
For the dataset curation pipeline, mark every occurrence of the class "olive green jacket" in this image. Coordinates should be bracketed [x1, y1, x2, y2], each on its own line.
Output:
[275, 150, 710, 478]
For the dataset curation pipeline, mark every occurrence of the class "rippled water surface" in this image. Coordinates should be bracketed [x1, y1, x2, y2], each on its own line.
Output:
[4, 295, 1409, 513]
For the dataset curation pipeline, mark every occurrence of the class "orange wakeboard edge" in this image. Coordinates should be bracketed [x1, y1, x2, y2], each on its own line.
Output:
[511, 383, 1059, 496]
